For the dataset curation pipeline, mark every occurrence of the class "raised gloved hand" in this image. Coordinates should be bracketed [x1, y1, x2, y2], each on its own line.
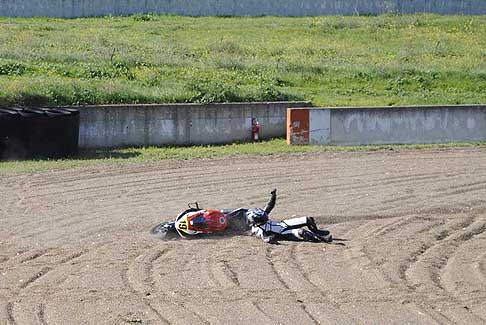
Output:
[271, 189, 277, 195]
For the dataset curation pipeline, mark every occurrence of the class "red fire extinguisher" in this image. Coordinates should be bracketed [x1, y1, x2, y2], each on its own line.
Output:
[251, 117, 260, 141]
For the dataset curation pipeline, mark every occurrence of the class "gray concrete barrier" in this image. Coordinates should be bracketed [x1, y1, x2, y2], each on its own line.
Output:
[72, 102, 311, 148]
[287, 105, 486, 146]
[2, 0, 486, 17]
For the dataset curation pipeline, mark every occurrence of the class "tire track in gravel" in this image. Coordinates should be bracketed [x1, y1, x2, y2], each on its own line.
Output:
[300, 304, 319, 325]
[339, 214, 456, 323]
[283, 172, 465, 217]
[441, 231, 486, 316]
[5, 244, 108, 324]
[478, 258, 486, 282]
[414, 301, 455, 324]
[126, 248, 166, 295]
[24, 160, 308, 199]
[6, 302, 16, 325]
[16, 213, 126, 244]
[205, 256, 222, 288]
[398, 233, 445, 284]
[265, 246, 292, 290]
[359, 216, 442, 287]
[364, 216, 414, 239]
[460, 293, 486, 304]
[38, 249, 92, 288]
[9, 149, 486, 191]
[21, 166, 307, 211]
[27, 153, 402, 200]
[405, 216, 486, 322]
[37, 303, 47, 325]
[124, 248, 171, 324]
[250, 301, 281, 324]
[19, 266, 52, 290]
[342, 215, 410, 241]
[367, 216, 469, 322]
[407, 216, 472, 267]
[372, 215, 428, 239]
[263, 245, 329, 324]
[305, 172, 448, 194]
[2, 248, 52, 267]
[443, 185, 486, 199]
[204, 240, 245, 289]
[124, 246, 211, 325]
[440, 222, 486, 291]
[403, 215, 475, 289]
[24, 159, 271, 188]
[19, 214, 104, 241]
[23, 164, 194, 188]
[431, 181, 486, 199]
[440, 180, 486, 192]
[265, 243, 360, 323]
[290, 244, 360, 323]
[219, 260, 240, 287]
[381, 194, 417, 205]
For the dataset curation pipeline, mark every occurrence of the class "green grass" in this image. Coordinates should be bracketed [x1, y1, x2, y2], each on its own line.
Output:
[0, 14, 485, 107]
[1, 139, 486, 176]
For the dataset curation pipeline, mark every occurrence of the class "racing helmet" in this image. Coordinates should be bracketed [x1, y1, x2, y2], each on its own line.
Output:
[246, 208, 268, 226]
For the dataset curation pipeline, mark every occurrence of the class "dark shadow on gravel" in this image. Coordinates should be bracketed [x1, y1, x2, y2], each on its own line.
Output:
[0, 149, 141, 162]
[77, 149, 141, 160]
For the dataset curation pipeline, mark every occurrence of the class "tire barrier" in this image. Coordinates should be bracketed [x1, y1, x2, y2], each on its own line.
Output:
[0, 107, 79, 160]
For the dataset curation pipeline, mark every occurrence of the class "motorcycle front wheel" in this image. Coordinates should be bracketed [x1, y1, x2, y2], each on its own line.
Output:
[150, 221, 179, 240]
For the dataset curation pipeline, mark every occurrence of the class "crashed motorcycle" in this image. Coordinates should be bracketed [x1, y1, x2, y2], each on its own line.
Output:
[150, 202, 332, 243]
[150, 202, 229, 240]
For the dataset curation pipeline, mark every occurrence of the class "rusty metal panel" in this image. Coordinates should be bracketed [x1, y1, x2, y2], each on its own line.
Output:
[287, 108, 309, 145]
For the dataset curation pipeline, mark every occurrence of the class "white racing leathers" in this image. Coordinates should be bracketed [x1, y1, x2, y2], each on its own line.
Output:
[251, 216, 332, 243]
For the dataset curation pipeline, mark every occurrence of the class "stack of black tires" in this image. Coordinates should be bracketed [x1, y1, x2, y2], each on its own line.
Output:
[0, 107, 79, 160]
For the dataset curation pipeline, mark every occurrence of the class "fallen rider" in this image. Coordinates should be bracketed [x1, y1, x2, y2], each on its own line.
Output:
[151, 189, 332, 243]
[226, 189, 332, 243]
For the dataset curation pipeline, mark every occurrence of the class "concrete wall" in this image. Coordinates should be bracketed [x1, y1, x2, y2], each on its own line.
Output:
[73, 102, 311, 148]
[2, 0, 486, 18]
[287, 105, 486, 145]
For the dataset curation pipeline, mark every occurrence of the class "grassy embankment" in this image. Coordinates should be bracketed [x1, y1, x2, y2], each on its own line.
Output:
[0, 14, 485, 107]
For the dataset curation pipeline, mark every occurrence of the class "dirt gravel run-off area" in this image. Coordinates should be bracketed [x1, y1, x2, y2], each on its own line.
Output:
[1, 148, 486, 324]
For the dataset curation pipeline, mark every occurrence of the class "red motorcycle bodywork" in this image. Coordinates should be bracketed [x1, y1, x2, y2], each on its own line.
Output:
[177, 209, 228, 235]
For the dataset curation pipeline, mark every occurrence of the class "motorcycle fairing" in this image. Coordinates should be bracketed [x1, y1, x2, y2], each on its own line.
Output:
[175, 209, 228, 237]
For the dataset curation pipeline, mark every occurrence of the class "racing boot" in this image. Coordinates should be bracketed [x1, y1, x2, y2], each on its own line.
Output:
[307, 216, 319, 232]
[304, 217, 333, 242]
[299, 229, 321, 243]
[315, 229, 333, 243]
